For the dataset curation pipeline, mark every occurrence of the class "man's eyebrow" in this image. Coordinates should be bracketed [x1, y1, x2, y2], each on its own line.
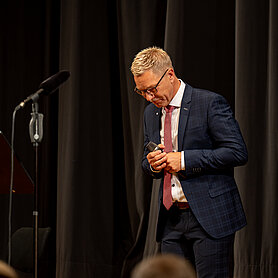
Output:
[138, 84, 156, 91]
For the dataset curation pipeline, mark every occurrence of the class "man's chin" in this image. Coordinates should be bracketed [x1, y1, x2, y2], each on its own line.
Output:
[153, 103, 162, 108]
[152, 100, 164, 108]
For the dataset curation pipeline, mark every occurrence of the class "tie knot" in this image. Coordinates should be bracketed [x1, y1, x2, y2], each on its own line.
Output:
[165, 105, 174, 113]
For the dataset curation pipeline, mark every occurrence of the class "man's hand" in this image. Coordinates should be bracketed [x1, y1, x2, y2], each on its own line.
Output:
[147, 144, 166, 171]
[165, 152, 181, 173]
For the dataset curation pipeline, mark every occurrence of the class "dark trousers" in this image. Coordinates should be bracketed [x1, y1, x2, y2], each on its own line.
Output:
[160, 206, 235, 278]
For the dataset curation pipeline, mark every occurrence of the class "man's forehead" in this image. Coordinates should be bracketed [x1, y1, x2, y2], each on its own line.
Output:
[134, 70, 158, 89]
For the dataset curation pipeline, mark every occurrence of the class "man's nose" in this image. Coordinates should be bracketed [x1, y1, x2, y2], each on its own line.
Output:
[145, 93, 154, 102]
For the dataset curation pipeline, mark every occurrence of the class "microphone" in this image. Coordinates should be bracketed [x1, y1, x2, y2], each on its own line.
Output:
[16, 70, 70, 110]
[146, 141, 163, 152]
[39, 70, 70, 94]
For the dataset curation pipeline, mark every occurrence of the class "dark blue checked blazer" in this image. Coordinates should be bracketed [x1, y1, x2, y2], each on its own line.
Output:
[142, 83, 248, 240]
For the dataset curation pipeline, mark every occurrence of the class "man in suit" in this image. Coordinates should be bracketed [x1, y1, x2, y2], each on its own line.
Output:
[131, 47, 248, 278]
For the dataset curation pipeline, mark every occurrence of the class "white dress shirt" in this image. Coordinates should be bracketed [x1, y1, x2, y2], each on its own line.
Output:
[160, 80, 187, 202]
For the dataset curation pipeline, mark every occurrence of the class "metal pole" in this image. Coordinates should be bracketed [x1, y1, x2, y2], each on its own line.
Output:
[29, 100, 43, 278]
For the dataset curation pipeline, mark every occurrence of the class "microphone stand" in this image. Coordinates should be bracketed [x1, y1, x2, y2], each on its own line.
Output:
[9, 70, 69, 277]
[29, 95, 44, 278]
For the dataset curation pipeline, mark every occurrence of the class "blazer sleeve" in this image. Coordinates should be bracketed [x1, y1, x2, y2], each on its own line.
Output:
[182, 93, 248, 176]
[142, 107, 164, 179]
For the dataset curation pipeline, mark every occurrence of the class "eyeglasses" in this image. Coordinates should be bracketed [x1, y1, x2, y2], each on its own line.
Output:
[134, 69, 169, 97]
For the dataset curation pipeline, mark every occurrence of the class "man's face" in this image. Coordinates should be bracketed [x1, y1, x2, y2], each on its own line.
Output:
[134, 69, 175, 108]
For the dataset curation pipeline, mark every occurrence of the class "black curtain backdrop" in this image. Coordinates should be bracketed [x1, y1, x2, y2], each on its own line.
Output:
[0, 1, 277, 278]
[234, 0, 278, 277]
[0, 1, 59, 275]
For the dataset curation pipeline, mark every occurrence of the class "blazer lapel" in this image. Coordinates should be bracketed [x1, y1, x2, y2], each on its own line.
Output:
[152, 106, 162, 144]
[178, 84, 193, 150]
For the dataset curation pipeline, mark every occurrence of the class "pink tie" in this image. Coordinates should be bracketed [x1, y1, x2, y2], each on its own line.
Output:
[163, 105, 174, 210]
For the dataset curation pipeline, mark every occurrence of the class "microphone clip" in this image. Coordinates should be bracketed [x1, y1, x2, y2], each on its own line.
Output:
[29, 102, 44, 146]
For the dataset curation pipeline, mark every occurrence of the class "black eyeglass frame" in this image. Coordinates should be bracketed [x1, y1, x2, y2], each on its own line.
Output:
[134, 68, 169, 97]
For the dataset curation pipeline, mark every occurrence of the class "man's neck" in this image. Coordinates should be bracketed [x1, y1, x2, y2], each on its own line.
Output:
[172, 77, 181, 99]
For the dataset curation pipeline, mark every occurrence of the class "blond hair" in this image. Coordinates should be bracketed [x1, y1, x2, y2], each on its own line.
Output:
[131, 46, 173, 76]
[131, 254, 196, 278]
[0, 261, 17, 278]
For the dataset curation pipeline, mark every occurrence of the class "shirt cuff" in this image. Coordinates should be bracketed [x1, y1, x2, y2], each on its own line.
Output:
[181, 151, 185, 170]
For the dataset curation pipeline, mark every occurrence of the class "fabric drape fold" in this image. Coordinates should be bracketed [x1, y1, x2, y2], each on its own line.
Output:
[234, 0, 278, 277]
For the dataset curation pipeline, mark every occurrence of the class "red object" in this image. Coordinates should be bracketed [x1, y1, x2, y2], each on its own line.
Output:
[0, 132, 34, 194]
[163, 105, 174, 210]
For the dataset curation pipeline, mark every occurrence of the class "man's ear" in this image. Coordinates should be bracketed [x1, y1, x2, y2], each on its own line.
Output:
[167, 68, 175, 82]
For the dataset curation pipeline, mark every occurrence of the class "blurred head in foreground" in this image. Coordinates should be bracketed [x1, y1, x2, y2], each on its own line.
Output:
[0, 261, 17, 278]
[131, 254, 196, 278]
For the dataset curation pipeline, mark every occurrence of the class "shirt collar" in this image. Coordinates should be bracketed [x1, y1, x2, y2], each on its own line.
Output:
[168, 79, 185, 108]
